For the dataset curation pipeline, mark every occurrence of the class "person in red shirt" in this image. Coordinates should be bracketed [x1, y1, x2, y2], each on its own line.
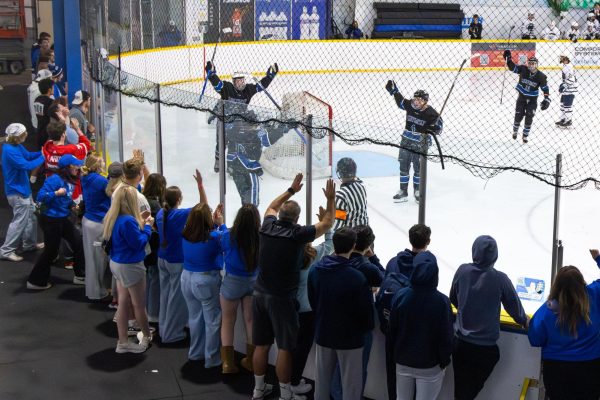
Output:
[42, 120, 92, 201]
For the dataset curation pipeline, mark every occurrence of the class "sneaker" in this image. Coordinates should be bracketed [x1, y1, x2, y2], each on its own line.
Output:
[2, 253, 23, 262]
[393, 190, 408, 203]
[128, 324, 156, 337]
[290, 379, 312, 394]
[136, 331, 153, 347]
[522, 136, 529, 144]
[26, 281, 52, 290]
[22, 243, 45, 252]
[512, 131, 518, 140]
[72, 276, 85, 285]
[252, 383, 274, 400]
[555, 119, 565, 126]
[64, 261, 74, 270]
[115, 341, 148, 354]
[108, 301, 118, 310]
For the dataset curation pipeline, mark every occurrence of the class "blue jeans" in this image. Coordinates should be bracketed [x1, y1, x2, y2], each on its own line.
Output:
[181, 269, 222, 367]
[146, 264, 160, 321]
[1, 195, 37, 257]
[158, 259, 188, 342]
[331, 330, 373, 400]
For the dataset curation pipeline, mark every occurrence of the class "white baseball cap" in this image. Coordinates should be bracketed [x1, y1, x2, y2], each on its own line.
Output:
[72, 90, 84, 105]
[35, 69, 52, 82]
[5, 123, 27, 136]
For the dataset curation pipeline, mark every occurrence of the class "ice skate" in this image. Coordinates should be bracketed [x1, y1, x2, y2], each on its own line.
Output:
[512, 131, 518, 140]
[558, 120, 572, 129]
[522, 135, 529, 144]
[555, 119, 565, 127]
[393, 190, 408, 203]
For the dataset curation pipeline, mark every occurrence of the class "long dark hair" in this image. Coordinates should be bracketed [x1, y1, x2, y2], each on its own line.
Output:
[182, 203, 213, 243]
[58, 165, 79, 186]
[230, 204, 261, 272]
[143, 173, 167, 203]
[549, 266, 591, 337]
[160, 186, 182, 248]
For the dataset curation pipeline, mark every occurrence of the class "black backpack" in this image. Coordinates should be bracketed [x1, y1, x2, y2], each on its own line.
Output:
[375, 272, 410, 334]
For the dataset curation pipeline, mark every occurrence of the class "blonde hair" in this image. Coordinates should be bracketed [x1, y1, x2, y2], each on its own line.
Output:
[81, 154, 103, 176]
[6, 132, 27, 145]
[102, 185, 144, 240]
[105, 178, 122, 197]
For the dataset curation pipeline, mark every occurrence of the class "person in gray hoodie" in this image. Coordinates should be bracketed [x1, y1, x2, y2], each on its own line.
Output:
[449, 235, 529, 400]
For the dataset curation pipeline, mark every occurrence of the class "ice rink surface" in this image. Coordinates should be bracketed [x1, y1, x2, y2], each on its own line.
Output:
[111, 69, 600, 315]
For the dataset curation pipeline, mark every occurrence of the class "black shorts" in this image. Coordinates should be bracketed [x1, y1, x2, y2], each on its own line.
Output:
[252, 292, 299, 351]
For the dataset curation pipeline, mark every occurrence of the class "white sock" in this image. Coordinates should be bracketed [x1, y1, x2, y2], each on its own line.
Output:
[279, 382, 292, 400]
[254, 374, 265, 391]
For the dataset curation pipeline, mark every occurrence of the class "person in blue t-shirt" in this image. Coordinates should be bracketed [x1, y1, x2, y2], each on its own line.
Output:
[81, 154, 111, 300]
[103, 185, 154, 354]
[219, 204, 262, 374]
[181, 186, 226, 368]
[155, 170, 204, 343]
[0, 124, 45, 262]
[345, 21, 364, 39]
[27, 154, 85, 290]
[528, 263, 600, 400]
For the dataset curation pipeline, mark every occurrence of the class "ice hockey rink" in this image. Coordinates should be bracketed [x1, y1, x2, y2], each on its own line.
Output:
[106, 65, 600, 318]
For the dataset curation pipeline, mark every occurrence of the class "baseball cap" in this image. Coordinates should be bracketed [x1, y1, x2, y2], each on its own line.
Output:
[5, 123, 27, 136]
[35, 69, 53, 82]
[49, 64, 63, 78]
[71, 90, 89, 105]
[58, 154, 84, 169]
[107, 161, 123, 178]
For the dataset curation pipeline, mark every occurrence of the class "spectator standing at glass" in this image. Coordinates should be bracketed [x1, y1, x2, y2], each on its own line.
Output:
[345, 21, 364, 39]
[468, 14, 482, 39]
[70, 90, 96, 141]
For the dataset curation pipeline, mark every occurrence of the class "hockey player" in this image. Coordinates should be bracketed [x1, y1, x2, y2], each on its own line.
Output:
[333, 157, 368, 230]
[542, 20, 560, 40]
[521, 12, 537, 39]
[503, 51, 550, 143]
[205, 61, 279, 171]
[564, 21, 580, 42]
[225, 110, 295, 206]
[385, 82, 443, 203]
[556, 54, 578, 128]
[584, 23, 599, 40]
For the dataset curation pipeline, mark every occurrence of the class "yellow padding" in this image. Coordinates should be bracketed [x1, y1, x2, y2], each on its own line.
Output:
[451, 305, 530, 330]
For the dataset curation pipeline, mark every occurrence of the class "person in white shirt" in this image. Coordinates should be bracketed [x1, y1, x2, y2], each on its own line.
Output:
[542, 20, 560, 40]
[27, 69, 52, 129]
[521, 12, 536, 39]
[556, 54, 578, 128]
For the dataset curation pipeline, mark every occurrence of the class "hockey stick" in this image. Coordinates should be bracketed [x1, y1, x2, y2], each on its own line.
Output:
[199, 27, 233, 104]
[500, 25, 515, 105]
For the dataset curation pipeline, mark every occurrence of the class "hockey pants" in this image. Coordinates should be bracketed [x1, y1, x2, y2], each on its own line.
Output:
[513, 97, 537, 137]
[229, 162, 260, 206]
[399, 148, 420, 192]
[560, 94, 575, 122]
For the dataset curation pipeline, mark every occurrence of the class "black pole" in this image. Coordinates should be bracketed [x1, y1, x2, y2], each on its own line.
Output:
[154, 83, 163, 174]
[551, 154, 562, 284]
[418, 153, 427, 224]
[117, 46, 124, 161]
[305, 122, 313, 226]
[218, 101, 226, 223]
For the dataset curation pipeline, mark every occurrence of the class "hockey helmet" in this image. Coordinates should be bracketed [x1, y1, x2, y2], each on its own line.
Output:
[527, 56, 539, 72]
[413, 90, 429, 102]
[336, 157, 357, 179]
[232, 71, 247, 91]
[572, 20, 579, 28]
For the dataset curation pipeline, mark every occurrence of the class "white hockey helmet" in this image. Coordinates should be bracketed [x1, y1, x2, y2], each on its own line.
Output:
[232, 72, 246, 91]
[572, 20, 579, 28]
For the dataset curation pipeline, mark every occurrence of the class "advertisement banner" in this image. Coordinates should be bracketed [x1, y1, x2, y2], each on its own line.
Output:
[291, 0, 328, 40]
[205, 0, 221, 43]
[516, 277, 545, 302]
[255, 0, 291, 40]
[470, 42, 536, 68]
[186, 0, 209, 44]
[574, 43, 600, 66]
[220, 0, 255, 42]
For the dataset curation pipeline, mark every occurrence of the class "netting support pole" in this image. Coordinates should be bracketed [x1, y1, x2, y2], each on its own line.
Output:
[218, 101, 227, 224]
[418, 154, 428, 225]
[117, 46, 124, 162]
[305, 128, 313, 226]
[551, 153, 563, 284]
[154, 83, 163, 174]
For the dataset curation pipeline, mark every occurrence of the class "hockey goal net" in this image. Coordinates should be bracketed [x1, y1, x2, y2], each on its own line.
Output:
[260, 91, 333, 180]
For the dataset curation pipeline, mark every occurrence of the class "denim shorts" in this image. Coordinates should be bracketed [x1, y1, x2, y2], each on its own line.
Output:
[220, 272, 256, 300]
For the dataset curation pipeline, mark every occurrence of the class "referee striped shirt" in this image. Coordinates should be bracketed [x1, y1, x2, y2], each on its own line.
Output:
[333, 179, 369, 230]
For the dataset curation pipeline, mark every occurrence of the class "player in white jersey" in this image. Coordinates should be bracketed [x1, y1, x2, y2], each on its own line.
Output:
[542, 20, 560, 40]
[556, 54, 578, 128]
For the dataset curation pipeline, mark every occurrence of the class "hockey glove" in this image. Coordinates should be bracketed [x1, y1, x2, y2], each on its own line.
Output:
[205, 61, 215, 77]
[541, 98, 551, 110]
[267, 63, 279, 79]
[559, 84, 565, 93]
[503, 50, 511, 60]
[386, 80, 399, 96]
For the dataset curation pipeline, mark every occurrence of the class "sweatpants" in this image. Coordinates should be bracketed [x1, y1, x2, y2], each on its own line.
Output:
[315, 344, 363, 400]
[82, 217, 108, 299]
[396, 364, 445, 400]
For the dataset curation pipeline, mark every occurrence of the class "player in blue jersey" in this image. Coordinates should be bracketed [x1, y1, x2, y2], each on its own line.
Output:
[503, 51, 550, 143]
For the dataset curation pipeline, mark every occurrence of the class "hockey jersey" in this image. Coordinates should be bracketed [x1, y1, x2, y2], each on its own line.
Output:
[560, 63, 578, 95]
[333, 179, 369, 230]
[42, 135, 92, 200]
[542, 26, 560, 40]
[392, 93, 443, 152]
[226, 119, 286, 173]
[507, 59, 549, 98]
[521, 19, 536, 38]
[208, 73, 273, 105]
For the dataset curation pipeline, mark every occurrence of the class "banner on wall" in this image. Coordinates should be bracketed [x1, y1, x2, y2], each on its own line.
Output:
[574, 43, 600, 66]
[291, 0, 328, 40]
[220, 0, 255, 41]
[205, 0, 220, 43]
[470, 42, 536, 68]
[187, 0, 209, 44]
[255, 0, 291, 40]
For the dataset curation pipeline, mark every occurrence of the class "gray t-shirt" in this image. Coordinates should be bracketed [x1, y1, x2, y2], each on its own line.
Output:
[70, 106, 88, 137]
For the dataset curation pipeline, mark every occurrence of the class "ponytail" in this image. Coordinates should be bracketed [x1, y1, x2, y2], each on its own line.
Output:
[161, 186, 182, 249]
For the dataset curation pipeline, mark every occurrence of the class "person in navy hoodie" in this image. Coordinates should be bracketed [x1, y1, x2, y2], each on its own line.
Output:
[27, 154, 85, 290]
[103, 185, 154, 353]
[528, 263, 600, 400]
[219, 204, 262, 374]
[81, 153, 111, 300]
[450, 235, 529, 400]
[155, 170, 203, 343]
[389, 251, 453, 400]
[0, 123, 45, 262]
[379, 223, 430, 400]
[180, 193, 226, 368]
[308, 226, 374, 400]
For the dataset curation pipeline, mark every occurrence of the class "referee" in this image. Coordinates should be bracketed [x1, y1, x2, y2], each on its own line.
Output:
[333, 157, 368, 230]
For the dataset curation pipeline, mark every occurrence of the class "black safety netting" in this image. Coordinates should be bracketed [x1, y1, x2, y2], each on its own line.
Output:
[80, 0, 600, 189]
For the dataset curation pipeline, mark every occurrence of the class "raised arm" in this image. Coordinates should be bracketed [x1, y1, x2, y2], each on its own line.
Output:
[503, 50, 517, 72]
[132, 149, 150, 181]
[264, 173, 304, 218]
[258, 63, 278, 91]
[386, 80, 410, 110]
[314, 179, 336, 238]
[193, 169, 208, 206]
[206, 61, 224, 93]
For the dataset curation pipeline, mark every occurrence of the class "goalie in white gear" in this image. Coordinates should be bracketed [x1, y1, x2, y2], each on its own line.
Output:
[542, 20, 561, 40]
[556, 54, 578, 128]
